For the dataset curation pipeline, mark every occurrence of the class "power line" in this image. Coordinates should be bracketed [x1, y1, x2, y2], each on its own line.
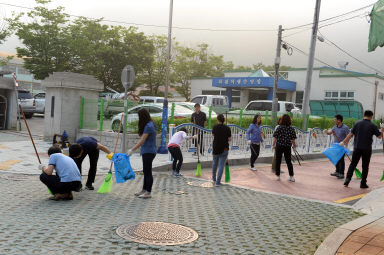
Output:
[0, 2, 276, 32]
[317, 30, 384, 75]
[285, 3, 374, 30]
[282, 40, 379, 86]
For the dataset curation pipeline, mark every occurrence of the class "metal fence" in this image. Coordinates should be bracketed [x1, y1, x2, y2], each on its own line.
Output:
[169, 123, 383, 160]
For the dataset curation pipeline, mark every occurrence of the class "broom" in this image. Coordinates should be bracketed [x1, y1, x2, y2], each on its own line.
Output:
[98, 114, 123, 193]
[224, 111, 230, 183]
[333, 131, 361, 178]
[194, 117, 202, 177]
[19, 105, 53, 195]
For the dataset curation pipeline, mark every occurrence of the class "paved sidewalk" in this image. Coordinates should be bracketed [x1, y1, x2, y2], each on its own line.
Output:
[185, 153, 384, 203]
[0, 171, 363, 255]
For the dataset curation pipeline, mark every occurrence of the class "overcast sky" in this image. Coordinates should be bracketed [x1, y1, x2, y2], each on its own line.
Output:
[0, 0, 383, 74]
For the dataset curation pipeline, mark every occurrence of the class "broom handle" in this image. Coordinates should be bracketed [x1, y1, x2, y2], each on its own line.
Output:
[194, 117, 200, 161]
[109, 114, 124, 171]
[19, 105, 41, 164]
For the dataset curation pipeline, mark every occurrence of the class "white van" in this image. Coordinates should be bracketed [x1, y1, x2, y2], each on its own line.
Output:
[139, 96, 164, 104]
[190, 95, 229, 108]
[241, 100, 301, 115]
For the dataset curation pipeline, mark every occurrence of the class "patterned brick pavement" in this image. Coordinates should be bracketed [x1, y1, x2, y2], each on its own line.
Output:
[0, 172, 363, 255]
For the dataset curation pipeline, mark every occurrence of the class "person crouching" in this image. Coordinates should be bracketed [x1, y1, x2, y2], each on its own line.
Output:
[39, 146, 82, 201]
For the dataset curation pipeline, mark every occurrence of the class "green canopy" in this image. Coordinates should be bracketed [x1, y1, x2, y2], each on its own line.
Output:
[368, 0, 384, 52]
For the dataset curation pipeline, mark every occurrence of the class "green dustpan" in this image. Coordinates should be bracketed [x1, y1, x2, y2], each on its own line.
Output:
[195, 161, 201, 177]
[224, 161, 230, 183]
[380, 170, 384, 182]
[354, 168, 362, 179]
[97, 171, 113, 193]
[47, 188, 53, 195]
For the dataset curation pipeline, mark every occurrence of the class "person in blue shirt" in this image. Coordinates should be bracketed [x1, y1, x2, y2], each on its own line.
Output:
[246, 114, 263, 171]
[39, 146, 82, 201]
[324, 114, 350, 179]
[69, 137, 112, 190]
[128, 108, 157, 199]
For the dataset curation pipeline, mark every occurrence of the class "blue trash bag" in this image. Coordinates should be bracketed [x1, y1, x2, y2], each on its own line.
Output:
[112, 153, 135, 183]
[322, 143, 351, 166]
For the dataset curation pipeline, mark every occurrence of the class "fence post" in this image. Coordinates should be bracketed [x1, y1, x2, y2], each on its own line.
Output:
[80, 97, 84, 129]
[306, 128, 312, 153]
[265, 110, 269, 126]
[306, 114, 310, 131]
[170, 102, 175, 124]
[239, 109, 243, 127]
[99, 98, 104, 131]
[208, 105, 212, 129]
[125, 99, 129, 133]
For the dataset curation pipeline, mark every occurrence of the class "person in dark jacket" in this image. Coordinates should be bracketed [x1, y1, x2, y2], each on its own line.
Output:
[342, 110, 383, 188]
[272, 114, 297, 182]
[69, 137, 112, 190]
[246, 114, 263, 171]
[212, 114, 232, 186]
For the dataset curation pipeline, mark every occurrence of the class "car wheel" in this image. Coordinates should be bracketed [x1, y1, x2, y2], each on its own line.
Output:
[25, 113, 33, 119]
[112, 120, 121, 132]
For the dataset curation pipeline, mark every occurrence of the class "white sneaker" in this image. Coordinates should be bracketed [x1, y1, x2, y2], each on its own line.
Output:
[276, 176, 280, 181]
[288, 176, 295, 182]
[250, 167, 257, 171]
[138, 192, 151, 199]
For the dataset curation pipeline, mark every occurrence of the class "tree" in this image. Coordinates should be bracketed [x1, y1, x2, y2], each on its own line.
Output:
[7, 0, 72, 80]
[137, 35, 168, 96]
[171, 44, 233, 100]
[67, 18, 154, 92]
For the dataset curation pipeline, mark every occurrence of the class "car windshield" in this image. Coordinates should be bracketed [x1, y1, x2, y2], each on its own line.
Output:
[18, 91, 33, 99]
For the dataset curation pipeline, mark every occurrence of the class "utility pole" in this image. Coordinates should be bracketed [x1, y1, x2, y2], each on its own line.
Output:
[302, 0, 321, 130]
[158, 0, 173, 154]
[272, 25, 283, 126]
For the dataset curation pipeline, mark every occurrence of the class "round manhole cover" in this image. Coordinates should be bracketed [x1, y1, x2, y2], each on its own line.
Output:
[116, 222, 198, 246]
[187, 181, 214, 188]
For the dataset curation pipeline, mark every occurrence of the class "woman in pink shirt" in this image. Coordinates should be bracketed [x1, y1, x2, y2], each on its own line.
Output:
[168, 128, 196, 177]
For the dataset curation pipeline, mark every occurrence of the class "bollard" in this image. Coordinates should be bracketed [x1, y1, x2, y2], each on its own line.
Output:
[239, 109, 243, 128]
[170, 102, 175, 124]
[265, 110, 269, 126]
[208, 105, 212, 129]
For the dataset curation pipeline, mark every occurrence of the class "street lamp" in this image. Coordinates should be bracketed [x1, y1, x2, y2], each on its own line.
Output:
[157, 0, 174, 154]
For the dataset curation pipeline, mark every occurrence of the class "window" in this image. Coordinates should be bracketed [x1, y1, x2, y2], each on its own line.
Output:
[18, 68, 30, 75]
[156, 99, 164, 103]
[325, 90, 354, 101]
[262, 102, 273, 111]
[191, 97, 204, 104]
[295, 91, 304, 108]
[145, 99, 154, 103]
[212, 98, 224, 106]
[202, 90, 221, 95]
[246, 102, 263, 111]
[148, 106, 162, 113]
[285, 103, 295, 112]
[379, 93, 384, 101]
[34, 93, 45, 99]
[129, 107, 140, 114]
[17, 90, 33, 99]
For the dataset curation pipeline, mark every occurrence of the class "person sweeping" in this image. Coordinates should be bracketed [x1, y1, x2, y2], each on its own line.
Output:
[272, 114, 297, 182]
[168, 128, 197, 177]
[341, 110, 384, 188]
[69, 137, 112, 190]
[211, 114, 232, 186]
[246, 114, 263, 171]
[323, 114, 350, 179]
[127, 108, 157, 199]
[39, 146, 82, 201]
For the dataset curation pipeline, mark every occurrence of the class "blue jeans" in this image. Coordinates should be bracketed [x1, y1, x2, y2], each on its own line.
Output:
[212, 150, 229, 184]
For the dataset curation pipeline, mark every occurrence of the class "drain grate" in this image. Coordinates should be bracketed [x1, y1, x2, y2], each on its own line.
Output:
[116, 222, 198, 246]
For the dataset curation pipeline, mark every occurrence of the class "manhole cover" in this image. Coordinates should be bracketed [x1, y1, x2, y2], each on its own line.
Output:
[187, 181, 214, 188]
[0, 174, 36, 181]
[116, 222, 198, 246]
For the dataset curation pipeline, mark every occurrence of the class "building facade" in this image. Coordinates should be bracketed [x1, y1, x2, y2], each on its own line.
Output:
[190, 66, 384, 118]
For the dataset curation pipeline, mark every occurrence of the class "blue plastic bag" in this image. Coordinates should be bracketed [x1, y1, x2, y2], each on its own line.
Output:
[322, 143, 351, 166]
[112, 153, 135, 183]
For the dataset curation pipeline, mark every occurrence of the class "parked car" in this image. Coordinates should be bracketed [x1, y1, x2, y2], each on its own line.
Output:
[139, 96, 164, 104]
[228, 100, 302, 118]
[110, 103, 194, 132]
[174, 102, 217, 119]
[190, 95, 229, 114]
[18, 90, 35, 118]
[33, 92, 45, 114]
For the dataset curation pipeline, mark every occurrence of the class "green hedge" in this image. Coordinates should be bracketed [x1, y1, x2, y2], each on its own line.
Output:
[128, 116, 381, 133]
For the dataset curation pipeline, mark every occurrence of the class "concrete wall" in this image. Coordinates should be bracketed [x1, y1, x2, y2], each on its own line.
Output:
[43, 72, 103, 142]
[77, 129, 162, 152]
[0, 77, 17, 129]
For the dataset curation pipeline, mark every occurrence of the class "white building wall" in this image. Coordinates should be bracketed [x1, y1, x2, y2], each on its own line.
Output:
[288, 69, 384, 117]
